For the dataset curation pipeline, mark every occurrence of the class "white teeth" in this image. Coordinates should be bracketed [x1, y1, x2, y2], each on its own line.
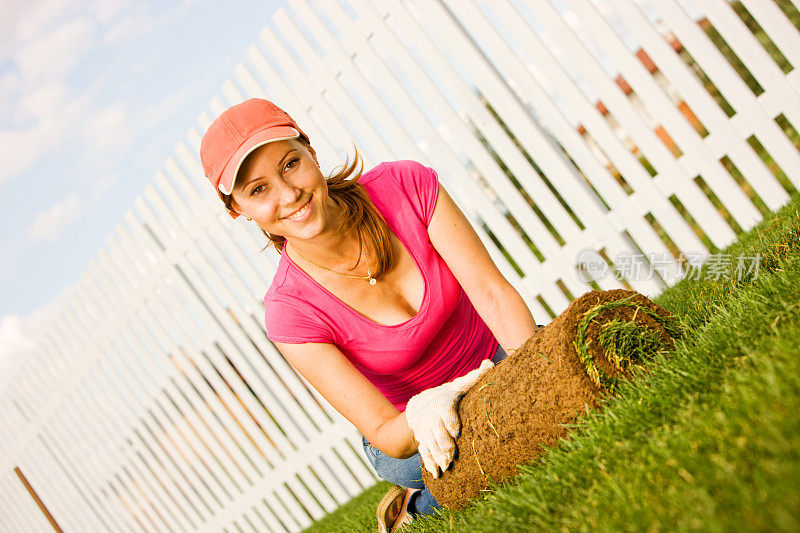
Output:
[284, 200, 310, 220]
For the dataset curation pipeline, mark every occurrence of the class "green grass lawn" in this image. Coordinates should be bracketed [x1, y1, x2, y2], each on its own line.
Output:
[304, 194, 800, 532]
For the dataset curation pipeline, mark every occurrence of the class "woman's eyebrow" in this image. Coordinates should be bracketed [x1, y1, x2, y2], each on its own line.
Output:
[240, 148, 299, 190]
[240, 173, 262, 190]
[277, 149, 298, 170]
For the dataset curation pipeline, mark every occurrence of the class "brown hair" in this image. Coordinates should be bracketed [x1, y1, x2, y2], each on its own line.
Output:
[222, 138, 396, 280]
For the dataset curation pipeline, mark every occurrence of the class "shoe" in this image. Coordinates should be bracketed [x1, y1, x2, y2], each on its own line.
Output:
[391, 488, 416, 533]
[376, 485, 418, 532]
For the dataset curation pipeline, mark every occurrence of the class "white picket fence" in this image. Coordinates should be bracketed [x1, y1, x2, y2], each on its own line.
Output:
[1, 0, 798, 531]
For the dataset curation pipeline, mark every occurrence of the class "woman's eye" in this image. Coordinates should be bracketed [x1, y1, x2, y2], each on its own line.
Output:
[284, 157, 299, 171]
[250, 185, 264, 196]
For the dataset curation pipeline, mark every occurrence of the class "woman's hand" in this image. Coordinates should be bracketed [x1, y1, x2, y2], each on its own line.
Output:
[404, 359, 495, 478]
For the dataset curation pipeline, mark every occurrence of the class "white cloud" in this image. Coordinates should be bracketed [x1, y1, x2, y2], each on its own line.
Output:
[0, 72, 21, 120]
[0, 0, 74, 63]
[0, 301, 61, 394]
[0, 1, 147, 186]
[92, 172, 120, 199]
[15, 82, 69, 123]
[15, 16, 95, 83]
[0, 79, 106, 187]
[0, 10, 97, 185]
[102, 3, 156, 44]
[0, 315, 37, 393]
[0, 315, 36, 358]
[26, 193, 86, 243]
[101, 0, 197, 46]
[84, 101, 133, 156]
[0, 123, 60, 184]
[141, 84, 196, 131]
[92, 0, 135, 25]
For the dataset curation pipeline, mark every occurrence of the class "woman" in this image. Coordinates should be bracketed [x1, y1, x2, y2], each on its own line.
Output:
[200, 98, 540, 531]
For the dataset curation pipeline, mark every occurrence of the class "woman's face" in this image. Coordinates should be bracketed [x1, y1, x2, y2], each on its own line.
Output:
[230, 138, 331, 240]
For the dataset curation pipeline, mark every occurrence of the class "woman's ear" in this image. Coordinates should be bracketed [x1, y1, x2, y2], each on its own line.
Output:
[227, 196, 243, 216]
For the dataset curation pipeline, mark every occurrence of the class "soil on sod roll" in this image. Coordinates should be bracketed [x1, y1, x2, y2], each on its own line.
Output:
[423, 289, 684, 510]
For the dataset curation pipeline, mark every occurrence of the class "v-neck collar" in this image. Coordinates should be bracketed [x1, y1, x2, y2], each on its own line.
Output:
[283, 217, 429, 329]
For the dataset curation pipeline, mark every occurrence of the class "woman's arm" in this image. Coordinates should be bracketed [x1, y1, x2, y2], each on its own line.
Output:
[374, 411, 419, 459]
[427, 183, 539, 354]
[273, 341, 419, 459]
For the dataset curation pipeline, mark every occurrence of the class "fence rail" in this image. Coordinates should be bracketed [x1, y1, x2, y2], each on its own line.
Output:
[1, 0, 798, 531]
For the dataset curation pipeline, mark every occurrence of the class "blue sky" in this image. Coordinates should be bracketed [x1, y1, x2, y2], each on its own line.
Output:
[0, 0, 284, 386]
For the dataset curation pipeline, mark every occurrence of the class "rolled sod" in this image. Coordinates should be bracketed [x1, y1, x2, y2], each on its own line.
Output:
[423, 289, 684, 510]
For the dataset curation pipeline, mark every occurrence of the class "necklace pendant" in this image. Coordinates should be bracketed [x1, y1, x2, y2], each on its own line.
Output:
[369, 277, 377, 285]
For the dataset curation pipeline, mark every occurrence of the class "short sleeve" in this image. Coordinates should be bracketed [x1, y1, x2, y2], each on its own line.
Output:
[263, 298, 334, 344]
[396, 160, 441, 228]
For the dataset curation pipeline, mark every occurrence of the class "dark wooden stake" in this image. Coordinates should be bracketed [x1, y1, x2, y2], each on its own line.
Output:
[14, 466, 64, 533]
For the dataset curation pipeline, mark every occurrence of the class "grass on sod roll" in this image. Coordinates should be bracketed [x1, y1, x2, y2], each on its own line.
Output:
[303, 195, 800, 532]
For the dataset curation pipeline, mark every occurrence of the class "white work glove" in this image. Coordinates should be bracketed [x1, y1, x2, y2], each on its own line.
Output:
[404, 358, 495, 478]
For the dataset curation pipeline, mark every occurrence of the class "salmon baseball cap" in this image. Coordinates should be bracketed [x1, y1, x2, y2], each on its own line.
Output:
[200, 98, 310, 219]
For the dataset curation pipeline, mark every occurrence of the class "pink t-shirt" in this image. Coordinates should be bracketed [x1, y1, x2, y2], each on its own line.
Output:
[263, 159, 499, 412]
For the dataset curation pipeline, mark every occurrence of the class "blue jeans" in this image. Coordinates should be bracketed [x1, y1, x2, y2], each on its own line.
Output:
[360, 343, 513, 518]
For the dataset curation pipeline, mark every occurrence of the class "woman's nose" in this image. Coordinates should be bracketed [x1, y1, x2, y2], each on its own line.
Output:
[276, 178, 302, 204]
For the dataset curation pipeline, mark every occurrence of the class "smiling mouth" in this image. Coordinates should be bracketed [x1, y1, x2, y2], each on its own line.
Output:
[281, 197, 312, 220]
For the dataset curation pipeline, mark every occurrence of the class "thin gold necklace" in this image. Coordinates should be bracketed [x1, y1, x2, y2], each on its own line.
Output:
[288, 241, 377, 285]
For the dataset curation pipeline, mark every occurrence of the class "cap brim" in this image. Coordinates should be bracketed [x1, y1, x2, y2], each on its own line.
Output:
[217, 125, 300, 195]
